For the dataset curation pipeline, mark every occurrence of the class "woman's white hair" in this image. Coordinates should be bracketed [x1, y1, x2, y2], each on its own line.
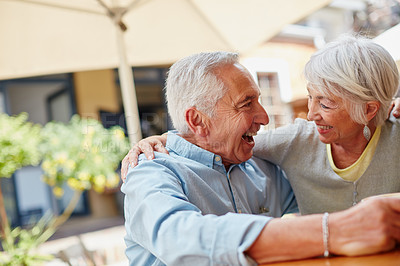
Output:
[166, 51, 239, 134]
[304, 34, 399, 126]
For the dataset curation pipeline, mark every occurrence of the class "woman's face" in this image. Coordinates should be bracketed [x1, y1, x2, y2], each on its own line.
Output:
[307, 87, 363, 145]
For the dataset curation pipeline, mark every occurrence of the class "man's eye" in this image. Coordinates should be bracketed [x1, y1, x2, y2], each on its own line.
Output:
[244, 102, 252, 107]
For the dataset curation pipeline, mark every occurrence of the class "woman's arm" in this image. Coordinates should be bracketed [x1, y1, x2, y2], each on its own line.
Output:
[247, 197, 400, 264]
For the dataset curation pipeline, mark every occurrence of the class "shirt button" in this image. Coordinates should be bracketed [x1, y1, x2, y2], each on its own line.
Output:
[215, 156, 221, 162]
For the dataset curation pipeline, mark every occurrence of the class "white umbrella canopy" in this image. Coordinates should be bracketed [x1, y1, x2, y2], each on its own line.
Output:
[0, 0, 331, 143]
[374, 23, 400, 61]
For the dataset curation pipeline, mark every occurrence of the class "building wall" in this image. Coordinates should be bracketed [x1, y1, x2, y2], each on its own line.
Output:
[73, 69, 121, 120]
[8, 82, 65, 125]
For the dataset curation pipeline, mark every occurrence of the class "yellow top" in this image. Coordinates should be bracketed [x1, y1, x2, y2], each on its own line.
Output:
[327, 126, 382, 182]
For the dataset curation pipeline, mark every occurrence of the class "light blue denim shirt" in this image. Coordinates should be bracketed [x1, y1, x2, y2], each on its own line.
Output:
[122, 132, 297, 266]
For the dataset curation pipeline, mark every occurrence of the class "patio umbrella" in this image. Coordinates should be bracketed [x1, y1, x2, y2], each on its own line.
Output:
[374, 23, 400, 61]
[0, 0, 331, 144]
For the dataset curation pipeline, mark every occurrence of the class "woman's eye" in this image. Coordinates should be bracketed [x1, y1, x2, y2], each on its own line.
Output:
[320, 103, 330, 109]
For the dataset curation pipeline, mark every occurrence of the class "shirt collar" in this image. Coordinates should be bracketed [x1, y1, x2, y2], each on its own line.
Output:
[166, 131, 227, 172]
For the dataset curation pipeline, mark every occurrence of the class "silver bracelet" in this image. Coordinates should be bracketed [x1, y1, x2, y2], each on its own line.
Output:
[322, 212, 330, 257]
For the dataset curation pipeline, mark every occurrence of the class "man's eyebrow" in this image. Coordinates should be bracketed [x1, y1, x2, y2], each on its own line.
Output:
[237, 95, 257, 105]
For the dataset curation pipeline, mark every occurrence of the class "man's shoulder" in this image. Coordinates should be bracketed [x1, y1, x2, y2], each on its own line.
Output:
[135, 151, 204, 172]
[138, 151, 177, 161]
[123, 152, 189, 193]
[136, 151, 184, 168]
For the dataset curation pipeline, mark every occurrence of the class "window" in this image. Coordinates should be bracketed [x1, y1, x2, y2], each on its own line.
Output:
[257, 72, 287, 129]
[241, 58, 293, 130]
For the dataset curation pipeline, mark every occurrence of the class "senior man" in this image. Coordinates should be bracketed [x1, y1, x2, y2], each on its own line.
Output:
[121, 52, 400, 265]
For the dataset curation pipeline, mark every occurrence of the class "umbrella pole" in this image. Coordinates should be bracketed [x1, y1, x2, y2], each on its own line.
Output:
[92, 0, 142, 145]
[115, 25, 142, 146]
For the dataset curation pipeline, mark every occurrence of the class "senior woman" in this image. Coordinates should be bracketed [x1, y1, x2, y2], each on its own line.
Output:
[121, 34, 400, 215]
[252, 34, 400, 214]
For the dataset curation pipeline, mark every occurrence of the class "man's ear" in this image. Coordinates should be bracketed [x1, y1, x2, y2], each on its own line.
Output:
[365, 101, 380, 122]
[185, 107, 209, 136]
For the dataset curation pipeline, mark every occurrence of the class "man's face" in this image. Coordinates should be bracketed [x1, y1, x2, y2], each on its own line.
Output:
[207, 63, 269, 167]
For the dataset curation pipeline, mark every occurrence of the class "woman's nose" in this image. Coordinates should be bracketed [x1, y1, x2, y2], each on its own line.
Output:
[307, 100, 320, 121]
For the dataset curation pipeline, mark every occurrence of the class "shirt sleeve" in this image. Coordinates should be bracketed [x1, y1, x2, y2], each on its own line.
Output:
[121, 157, 272, 266]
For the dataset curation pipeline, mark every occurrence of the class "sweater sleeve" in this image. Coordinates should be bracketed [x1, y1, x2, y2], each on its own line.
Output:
[253, 119, 311, 165]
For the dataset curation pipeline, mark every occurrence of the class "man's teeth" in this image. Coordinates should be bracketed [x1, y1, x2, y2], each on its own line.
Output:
[244, 132, 257, 137]
[242, 132, 256, 143]
[318, 125, 332, 130]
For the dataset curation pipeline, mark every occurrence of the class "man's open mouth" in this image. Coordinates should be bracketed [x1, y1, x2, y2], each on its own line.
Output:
[242, 132, 256, 144]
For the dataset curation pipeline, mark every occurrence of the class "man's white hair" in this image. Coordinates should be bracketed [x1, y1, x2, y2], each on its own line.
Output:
[166, 51, 239, 133]
[304, 34, 399, 126]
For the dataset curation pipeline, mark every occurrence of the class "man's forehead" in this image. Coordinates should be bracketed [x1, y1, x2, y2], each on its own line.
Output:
[223, 85, 260, 106]
[215, 62, 259, 98]
[237, 86, 260, 98]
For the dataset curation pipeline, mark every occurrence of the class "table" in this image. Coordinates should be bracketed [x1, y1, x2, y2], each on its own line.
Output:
[262, 247, 400, 266]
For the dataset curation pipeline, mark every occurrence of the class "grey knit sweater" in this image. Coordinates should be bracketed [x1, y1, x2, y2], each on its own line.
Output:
[254, 117, 400, 214]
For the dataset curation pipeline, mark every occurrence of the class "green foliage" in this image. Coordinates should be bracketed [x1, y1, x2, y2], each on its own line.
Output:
[0, 214, 54, 266]
[0, 113, 42, 178]
[0, 112, 130, 265]
[40, 115, 130, 196]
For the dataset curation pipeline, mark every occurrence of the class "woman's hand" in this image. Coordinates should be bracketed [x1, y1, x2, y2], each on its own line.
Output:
[329, 197, 400, 257]
[121, 133, 168, 182]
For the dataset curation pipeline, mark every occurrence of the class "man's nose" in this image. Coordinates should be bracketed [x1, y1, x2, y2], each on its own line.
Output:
[255, 102, 269, 125]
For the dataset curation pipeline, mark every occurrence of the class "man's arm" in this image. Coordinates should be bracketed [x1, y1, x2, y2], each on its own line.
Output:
[122, 156, 271, 265]
[247, 197, 400, 264]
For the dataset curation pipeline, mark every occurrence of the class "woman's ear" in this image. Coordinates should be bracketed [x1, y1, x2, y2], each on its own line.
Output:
[185, 107, 209, 136]
[365, 101, 380, 122]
